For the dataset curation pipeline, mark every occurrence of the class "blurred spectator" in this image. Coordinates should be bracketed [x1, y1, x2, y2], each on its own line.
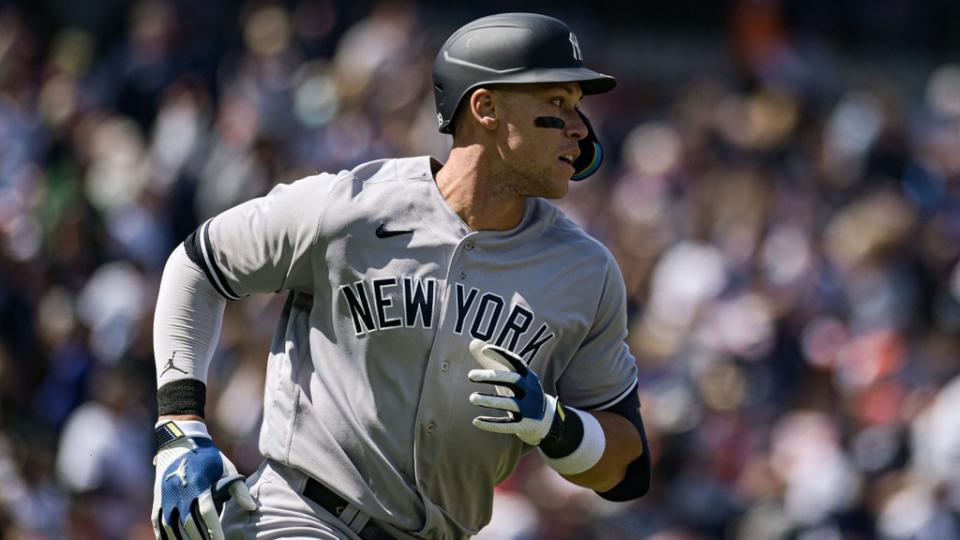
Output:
[55, 366, 152, 539]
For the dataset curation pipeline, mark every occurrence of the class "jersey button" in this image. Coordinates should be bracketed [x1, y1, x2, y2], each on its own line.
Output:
[464, 240, 475, 251]
[457, 268, 467, 279]
[440, 361, 450, 372]
[425, 422, 437, 434]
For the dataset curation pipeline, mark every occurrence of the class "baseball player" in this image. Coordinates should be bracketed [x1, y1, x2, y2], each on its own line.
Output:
[151, 12, 651, 540]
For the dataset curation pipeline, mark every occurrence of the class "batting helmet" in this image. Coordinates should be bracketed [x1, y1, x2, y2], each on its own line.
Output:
[433, 13, 616, 181]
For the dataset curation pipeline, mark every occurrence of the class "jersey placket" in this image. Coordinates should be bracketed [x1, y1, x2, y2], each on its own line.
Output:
[411, 233, 479, 497]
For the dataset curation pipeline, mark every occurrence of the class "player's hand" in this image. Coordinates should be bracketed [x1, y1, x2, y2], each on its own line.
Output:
[151, 420, 256, 540]
[467, 339, 560, 446]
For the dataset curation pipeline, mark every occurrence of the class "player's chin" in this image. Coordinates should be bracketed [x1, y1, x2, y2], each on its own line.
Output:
[546, 163, 574, 198]
[545, 179, 570, 199]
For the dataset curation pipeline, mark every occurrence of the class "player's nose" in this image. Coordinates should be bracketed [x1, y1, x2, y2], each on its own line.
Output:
[565, 110, 588, 140]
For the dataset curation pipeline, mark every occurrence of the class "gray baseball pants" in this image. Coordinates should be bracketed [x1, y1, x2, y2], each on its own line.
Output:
[221, 459, 362, 540]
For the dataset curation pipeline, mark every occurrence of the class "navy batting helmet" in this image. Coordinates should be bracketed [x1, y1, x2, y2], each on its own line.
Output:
[432, 13, 616, 180]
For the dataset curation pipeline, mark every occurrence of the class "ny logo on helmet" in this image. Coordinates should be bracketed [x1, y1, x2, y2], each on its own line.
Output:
[569, 33, 582, 61]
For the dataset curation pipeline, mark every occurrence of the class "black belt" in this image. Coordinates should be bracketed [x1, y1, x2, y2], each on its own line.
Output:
[303, 478, 397, 540]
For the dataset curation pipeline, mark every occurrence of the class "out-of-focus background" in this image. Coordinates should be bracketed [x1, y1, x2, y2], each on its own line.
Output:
[2, 0, 960, 538]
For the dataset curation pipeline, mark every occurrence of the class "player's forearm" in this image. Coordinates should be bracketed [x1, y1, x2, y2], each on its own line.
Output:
[153, 243, 226, 417]
[560, 411, 643, 492]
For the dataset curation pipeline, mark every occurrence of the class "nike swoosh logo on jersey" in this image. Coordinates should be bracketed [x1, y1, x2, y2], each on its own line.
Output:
[375, 223, 413, 238]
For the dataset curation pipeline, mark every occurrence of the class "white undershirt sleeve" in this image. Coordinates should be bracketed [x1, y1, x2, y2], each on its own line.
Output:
[153, 243, 226, 388]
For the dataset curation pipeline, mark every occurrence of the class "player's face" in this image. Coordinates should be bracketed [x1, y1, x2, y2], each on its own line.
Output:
[492, 83, 587, 199]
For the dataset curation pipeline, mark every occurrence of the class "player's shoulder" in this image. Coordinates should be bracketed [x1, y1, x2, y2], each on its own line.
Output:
[284, 156, 435, 189]
[343, 155, 438, 185]
[277, 156, 436, 204]
[536, 199, 617, 267]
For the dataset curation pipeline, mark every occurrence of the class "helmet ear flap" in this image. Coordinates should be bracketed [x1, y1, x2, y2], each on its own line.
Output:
[571, 110, 603, 181]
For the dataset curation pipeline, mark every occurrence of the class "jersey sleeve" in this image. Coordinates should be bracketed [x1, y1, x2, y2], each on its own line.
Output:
[557, 256, 638, 410]
[184, 173, 337, 299]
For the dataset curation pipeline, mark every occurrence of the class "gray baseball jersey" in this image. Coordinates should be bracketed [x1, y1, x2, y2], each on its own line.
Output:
[194, 155, 637, 538]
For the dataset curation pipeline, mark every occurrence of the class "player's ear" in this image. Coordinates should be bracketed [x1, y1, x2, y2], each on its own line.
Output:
[468, 88, 498, 131]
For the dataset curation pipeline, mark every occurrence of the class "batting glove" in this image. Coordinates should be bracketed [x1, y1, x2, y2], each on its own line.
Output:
[467, 340, 607, 474]
[467, 340, 563, 446]
[151, 420, 256, 540]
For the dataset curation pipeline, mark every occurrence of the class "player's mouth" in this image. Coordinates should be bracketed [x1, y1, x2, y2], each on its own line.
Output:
[558, 151, 579, 168]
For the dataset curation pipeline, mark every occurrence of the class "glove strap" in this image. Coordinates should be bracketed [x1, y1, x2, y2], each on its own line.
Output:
[539, 401, 582, 457]
[539, 406, 605, 475]
[154, 420, 210, 451]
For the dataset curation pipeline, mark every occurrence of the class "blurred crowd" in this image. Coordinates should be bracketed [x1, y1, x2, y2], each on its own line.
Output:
[2, 0, 960, 539]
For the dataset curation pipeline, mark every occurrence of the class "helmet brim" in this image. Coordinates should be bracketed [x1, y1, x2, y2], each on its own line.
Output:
[478, 67, 616, 95]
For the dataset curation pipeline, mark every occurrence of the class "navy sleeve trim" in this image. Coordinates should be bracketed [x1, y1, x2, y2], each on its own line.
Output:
[183, 226, 227, 299]
[598, 447, 650, 501]
[584, 379, 639, 411]
[187, 220, 242, 300]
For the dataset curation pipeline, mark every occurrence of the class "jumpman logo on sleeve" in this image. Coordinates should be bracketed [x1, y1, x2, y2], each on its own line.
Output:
[160, 351, 189, 377]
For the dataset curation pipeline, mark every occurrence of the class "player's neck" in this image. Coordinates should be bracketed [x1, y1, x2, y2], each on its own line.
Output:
[436, 145, 526, 232]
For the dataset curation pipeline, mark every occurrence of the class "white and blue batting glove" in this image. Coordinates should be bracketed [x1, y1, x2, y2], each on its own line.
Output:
[151, 420, 256, 540]
[467, 340, 607, 475]
[467, 340, 560, 446]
